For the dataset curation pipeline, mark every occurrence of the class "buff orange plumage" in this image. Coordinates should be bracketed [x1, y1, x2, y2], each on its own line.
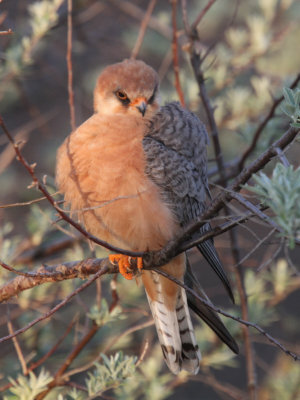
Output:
[56, 59, 238, 374]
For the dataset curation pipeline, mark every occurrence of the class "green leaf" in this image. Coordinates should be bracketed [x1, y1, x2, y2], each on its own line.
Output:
[7, 369, 52, 400]
[87, 299, 125, 326]
[283, 87, 296, 106]
[85, 352, 137, 397]
[247, 163, 300, 248]
[281, 87, 300, 125]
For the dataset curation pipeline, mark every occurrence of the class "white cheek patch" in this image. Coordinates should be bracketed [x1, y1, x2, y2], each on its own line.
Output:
[96, 97, 122, 115]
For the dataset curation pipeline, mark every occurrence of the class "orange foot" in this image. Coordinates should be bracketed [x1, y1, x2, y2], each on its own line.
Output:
[109, 254, 143, 280]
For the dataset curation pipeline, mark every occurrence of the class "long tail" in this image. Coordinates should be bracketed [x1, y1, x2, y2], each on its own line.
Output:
[143, 268, 201, 375]
[185, 259, 239, 354]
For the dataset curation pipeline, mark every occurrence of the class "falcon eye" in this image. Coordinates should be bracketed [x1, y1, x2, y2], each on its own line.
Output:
[115, 90, 130, 105]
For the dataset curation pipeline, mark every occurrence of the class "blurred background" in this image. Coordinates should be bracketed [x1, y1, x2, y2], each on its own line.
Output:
[0, 1, 300, 399]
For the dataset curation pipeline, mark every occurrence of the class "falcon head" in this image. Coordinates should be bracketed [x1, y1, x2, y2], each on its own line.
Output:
[94, 59, 160, 118]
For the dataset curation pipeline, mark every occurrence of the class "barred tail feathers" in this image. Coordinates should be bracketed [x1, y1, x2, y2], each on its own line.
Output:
[143, 269, 201, 375]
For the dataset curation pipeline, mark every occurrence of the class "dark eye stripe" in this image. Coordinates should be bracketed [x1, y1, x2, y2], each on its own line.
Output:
[148, 85, 158, 104]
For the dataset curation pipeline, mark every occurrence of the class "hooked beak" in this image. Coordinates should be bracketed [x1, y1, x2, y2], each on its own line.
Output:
[136, 101, 147, 117]
[134, 99, 147, 117]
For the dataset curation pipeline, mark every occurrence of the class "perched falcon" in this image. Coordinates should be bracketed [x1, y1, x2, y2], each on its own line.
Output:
[56, 59, 238, 375]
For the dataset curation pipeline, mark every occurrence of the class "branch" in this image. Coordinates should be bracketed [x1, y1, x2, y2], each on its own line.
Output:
[190, 50, 227, 186]
[2, 109, 297, 278]
[0, 116, 143, 258]
[130, 0, 157, 59]
[0, 258, 116, 303]
[66, 0, 76, 131]
[63, 319, 154, 381]
[171, 0, 185, 107]
[7, 318, 28, 375]
[2, 254, 299, 361]
[37, 322, 101, 400]
[153, 267, 300, 361]
[238, 73, 300, 171]
[147, 125, 299, 268]
[111, 0, 172, 40]
[190, 0, 217, 32]
[0, 267, 108, 344]
[28, 318, 76, 371]
[0, 204, 272, 304]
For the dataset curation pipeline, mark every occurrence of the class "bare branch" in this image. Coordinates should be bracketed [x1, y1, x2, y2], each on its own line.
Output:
[37, 322, 101, 399]
[189, 50, 227, 186]
[274, 146, 290, 167]
[0, 267, 108, 344]
[7, 317, 28, 375]
[67, 0, 76, 131]
[238, 73, 300, 171]
[190, 0, 217, 32]
[171, 0, 185, 107]
[130, 0, 157, 59]
[111, 0, 172, 40]
[153, 267, 300, 361]
[232, 228, 277, 268]
[28, 318, 76, 371]
[0, 258, 116, 302]
[0, 116, 143, 258]
[62, 319, 153, 380]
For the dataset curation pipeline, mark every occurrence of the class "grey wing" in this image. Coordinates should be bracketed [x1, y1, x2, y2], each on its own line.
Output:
[143, 102, 208, 225]
[143, 102, 234, 302]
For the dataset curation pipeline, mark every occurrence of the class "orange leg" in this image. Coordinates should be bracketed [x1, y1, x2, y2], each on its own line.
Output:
[109, 254, 143, 280]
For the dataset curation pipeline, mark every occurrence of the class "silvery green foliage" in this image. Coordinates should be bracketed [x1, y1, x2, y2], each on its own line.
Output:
[281, 87, 300, 128]
[248, 163, 300, 248]
[87, 299, 125, 327]
[1, 0, 64, 79]
[58, 390, 86, 400]
[85, 352, 137, 397]
[4, 370, 52, 400]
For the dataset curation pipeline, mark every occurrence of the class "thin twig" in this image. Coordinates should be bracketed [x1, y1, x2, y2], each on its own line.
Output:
[180, 0, 189, 33]
[171, 0, 185, 106]
[0, 267, 108, 344]
[238, 73, 300, 171]
[230, 192, 280, 231]
[0, 117, 143, 258]
[28, 317, 76, 371]
[67, 0, 76, 131]
[2, 116, 298, 272]
[111, 0, 172, 40]
[0, 195, 48, 209]
[152, 267, 299, 361]
[232, 228, 277, 268]
[190, 51, 227, 185]
[63, 319, 154, 380]
[7, 317, 28, 375]
[136, 338, 150, 367]
[0, 258, 116, 303]
[150, 125, 299, 267]
[257, 239, 284, 272]
[231, 235, 258, 400]
[36, 322, 100, 400]
[131, 0, 157, 59]
[190, 0, 217, 31]
[0, 317, 78, 397]
[274, 146, 290, 167]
